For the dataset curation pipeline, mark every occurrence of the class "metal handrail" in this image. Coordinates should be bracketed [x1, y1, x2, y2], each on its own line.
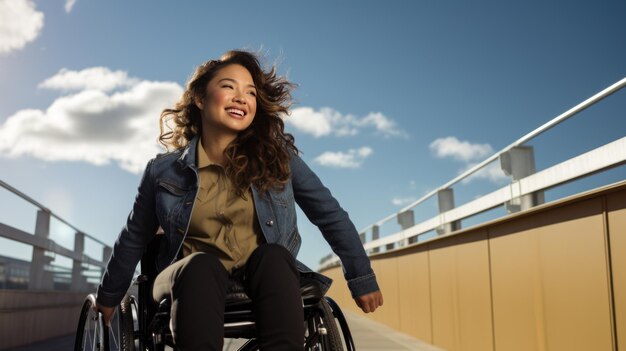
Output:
[0, 179, 108, 247]
[0, 178, 112, 290]
[359, 76, 626, 232]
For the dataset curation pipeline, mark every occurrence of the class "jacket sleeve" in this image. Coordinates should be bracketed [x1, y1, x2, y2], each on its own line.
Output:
[96, 158, 159, 307]
[290, 153, 380, 298]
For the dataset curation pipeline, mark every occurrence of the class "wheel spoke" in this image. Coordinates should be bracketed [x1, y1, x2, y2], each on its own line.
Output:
[91, 318, 97, 350]
[82, 326, 89, 350]
[109, 312, 119, 349]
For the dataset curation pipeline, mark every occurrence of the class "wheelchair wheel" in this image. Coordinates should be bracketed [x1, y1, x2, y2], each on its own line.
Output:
[304, 298, 344, 350]
[319, 298, 344, 350]
[75, 293, 135, 351]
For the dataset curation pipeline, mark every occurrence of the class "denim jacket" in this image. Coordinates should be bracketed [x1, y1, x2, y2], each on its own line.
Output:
[96, 136, 379, 307]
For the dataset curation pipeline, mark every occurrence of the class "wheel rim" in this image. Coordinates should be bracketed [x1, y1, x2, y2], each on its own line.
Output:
[77, 299, 105, 351]
[75, 294, 133, 351]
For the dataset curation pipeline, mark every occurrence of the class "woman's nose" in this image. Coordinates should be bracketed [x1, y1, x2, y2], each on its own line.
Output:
[233, 92, 246, 104]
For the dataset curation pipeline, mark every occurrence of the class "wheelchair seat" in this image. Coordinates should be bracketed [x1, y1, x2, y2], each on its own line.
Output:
[224, 274, 325, 309]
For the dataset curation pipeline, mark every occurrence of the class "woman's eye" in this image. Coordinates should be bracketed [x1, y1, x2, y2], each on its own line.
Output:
[248, 91, 257, 96]
[222, 84, 233, 89]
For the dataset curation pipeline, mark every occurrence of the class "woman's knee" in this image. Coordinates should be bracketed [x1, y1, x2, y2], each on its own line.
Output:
[246, 244, 298, 280]
[184, 252, 226, 275]
[153, 252, 227, 302]
[174, 253, 228, 289]
[250, 243, 292, 262]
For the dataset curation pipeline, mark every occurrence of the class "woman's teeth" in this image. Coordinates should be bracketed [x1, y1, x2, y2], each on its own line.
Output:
[226, 108, 244, 116]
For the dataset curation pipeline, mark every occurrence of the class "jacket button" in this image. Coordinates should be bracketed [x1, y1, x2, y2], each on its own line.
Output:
[265, 219, 274, 226]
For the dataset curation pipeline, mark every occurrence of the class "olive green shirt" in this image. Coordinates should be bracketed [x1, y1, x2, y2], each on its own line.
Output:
[182, 139, 262, 272]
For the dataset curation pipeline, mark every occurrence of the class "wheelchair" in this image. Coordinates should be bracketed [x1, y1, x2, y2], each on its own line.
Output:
[74, 235, 356, 350]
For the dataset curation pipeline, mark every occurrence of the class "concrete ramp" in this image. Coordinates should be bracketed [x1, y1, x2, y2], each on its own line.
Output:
[341, 310, 444, 351]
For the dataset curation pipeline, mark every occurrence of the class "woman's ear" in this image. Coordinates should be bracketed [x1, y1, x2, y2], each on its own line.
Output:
[194, 97, 204, 110]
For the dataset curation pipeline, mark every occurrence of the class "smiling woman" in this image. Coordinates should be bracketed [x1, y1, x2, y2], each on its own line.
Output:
[158, 50, 296, 196]
[94, 50, 383, 350]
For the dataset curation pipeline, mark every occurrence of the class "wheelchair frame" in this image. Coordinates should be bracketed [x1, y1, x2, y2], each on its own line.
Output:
[75, 236, 356, 351]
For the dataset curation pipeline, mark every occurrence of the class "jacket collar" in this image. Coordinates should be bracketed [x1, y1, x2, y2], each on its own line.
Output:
[177, 135, 199, 169]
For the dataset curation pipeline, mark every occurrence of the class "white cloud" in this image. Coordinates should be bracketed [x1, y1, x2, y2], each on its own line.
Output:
[39, 67, 138, 92]
[286, 107, 406, 138]
[429, 136, 507, 185]
[429, 136, 493, 162]
[358, 112, 407, 138]
[0, 68, 183, 173]
[0, 0, 44, 54]
[461, 162, 508, 184]
[65, 0, 77, 13]
[392, 196, 417, 206]
[313, 147, 373, 169]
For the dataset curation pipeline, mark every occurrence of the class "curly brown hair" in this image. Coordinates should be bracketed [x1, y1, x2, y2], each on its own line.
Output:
[159, 50, 298, 195]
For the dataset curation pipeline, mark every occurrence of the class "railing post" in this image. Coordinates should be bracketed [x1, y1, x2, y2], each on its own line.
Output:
[29, 210, 54, 290]
[396, 210, 414, 248]
[436, 188, 461, 235]
[500, 146, 545, 212]
[71, 232, 86, 291]
[371, 225, 380, 253]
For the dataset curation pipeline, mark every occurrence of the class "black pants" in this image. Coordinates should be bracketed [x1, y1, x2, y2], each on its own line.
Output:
[152, 244, 305, 351]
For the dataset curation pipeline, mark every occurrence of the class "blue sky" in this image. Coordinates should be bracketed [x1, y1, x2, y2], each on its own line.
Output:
[1, 1, 625, 274]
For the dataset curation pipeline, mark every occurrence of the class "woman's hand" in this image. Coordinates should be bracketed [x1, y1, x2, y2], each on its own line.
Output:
[354, 290, 383, 313]
[94, 302, 116, 327]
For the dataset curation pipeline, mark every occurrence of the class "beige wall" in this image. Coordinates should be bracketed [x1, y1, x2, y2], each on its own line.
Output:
[490, 198, 612, 350]
[321, 182, 626, 351]
[397, 246, 432, 343]
[608, 189, 626, 350]
[0, 290, 85, 349]
[430, 230, 493, 351]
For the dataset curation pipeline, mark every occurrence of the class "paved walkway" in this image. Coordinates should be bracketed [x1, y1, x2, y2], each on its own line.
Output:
[338, 311, 444, 351]
[222, 310, 444, 350]
[4, 334, 74, 351]
[7, 311, 443, 351]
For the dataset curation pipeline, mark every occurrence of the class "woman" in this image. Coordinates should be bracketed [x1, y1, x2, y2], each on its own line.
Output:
[95, 50, 383, 351]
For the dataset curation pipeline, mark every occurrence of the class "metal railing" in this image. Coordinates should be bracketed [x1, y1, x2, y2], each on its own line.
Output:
[320, 76, 626, 269]
[0, 179, 111, 291]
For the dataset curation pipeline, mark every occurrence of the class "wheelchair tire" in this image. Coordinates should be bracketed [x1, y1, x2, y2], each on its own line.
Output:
[319, 298, 344, 350]
[74, 293, 135, 351]
[118, 295, 136, 350]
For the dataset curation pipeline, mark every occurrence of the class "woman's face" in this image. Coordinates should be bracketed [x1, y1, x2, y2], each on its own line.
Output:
[196, 64, 257, 137]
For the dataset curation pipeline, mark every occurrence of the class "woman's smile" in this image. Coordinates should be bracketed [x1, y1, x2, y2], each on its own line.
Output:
[225, 107, 246, 119]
